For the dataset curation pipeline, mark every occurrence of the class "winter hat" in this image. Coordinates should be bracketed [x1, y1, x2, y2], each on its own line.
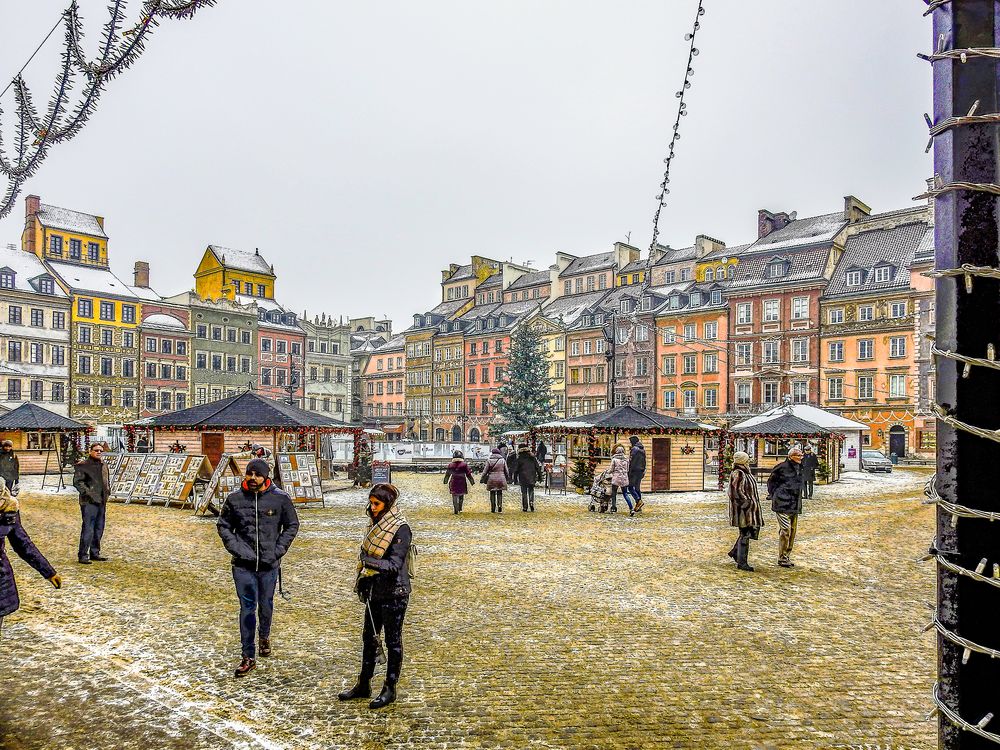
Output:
[613, 444, 626, 455]
[246, 458, 270, 479]
[629, 435, 640, 445]
[733, 451, 750, 467]
[453, 449, 464, 459]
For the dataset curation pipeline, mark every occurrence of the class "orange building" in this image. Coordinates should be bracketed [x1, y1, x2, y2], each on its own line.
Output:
[362, 334, 406, 437]
[820, 212, 933, 456]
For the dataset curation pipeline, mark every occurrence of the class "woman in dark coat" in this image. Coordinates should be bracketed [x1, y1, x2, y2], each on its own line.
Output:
[481, 447, 510, 513]
[443, 450, 475, 514]
[727, 452, 764, 572]
[340, 483, 412, 709]
[0, 478, 61, 632]
[513, 444, 543, 512]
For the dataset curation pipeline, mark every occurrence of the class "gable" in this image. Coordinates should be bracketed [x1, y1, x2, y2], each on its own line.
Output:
[196, 247, 224, 276]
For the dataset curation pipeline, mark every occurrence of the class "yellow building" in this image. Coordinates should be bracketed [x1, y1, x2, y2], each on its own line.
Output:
[530, 316, 567, 418]
[22, 195, 148, 430]
[194, 245, 276, 301]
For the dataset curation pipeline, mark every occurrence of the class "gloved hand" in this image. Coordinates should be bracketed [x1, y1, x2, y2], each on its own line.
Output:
[49, 574, 62, 589]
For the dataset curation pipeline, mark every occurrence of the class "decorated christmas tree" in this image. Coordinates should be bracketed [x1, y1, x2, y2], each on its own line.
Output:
[571, 454, 595, 491]
[490, 323, 557, 436]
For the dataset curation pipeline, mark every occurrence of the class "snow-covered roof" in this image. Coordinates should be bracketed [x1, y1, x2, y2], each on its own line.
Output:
[733, 403, 868, 432]
[0, 246, 68, 297]
[235, 293, 302, 332]
[46, 260, 142, 300]
[141, 313, 187, 331]
[209, 245, 274, 275]
[36, 204, 108, 239]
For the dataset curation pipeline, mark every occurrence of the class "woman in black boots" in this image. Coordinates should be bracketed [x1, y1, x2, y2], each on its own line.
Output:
[339, 484, 412, 709]
[727, 451, 763, 572]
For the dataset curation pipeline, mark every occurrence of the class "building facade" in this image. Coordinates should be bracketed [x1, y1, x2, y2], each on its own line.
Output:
[301, 313, 352, 420]
[361, 334, 406, 437]
[0, 246, 71, 415]
[138, 300, 192, 418]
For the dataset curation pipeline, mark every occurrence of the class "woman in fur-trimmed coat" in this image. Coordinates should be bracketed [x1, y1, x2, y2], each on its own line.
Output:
[0, 478, 61, 629]
[727, 451, 764, 572]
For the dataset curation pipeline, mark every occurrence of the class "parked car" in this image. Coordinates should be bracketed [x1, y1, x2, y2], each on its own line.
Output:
[861, 450, 893, 473]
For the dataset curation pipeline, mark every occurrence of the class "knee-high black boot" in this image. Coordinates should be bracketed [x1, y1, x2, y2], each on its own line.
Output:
[736, 529, 754, 572]
[490, 491, 497, 513]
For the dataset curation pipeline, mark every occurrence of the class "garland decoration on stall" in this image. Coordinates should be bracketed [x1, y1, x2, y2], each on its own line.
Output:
[0, 0, 218, 219]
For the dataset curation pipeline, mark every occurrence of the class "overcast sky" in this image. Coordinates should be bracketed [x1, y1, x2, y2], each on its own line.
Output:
[0, 1, 932, 330]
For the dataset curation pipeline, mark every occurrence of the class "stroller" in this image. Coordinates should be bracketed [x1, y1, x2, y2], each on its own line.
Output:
[588, 468, 613, 513]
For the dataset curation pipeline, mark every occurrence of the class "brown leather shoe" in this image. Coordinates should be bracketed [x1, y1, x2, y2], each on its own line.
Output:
[258, 638, 272, 657]
[234, 657, 256, 677]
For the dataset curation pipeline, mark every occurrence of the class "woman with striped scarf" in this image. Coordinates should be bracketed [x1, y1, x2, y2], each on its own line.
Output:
[339, 483, 412, 709]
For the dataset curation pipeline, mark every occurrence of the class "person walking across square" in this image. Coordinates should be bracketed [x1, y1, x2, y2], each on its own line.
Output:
[726, 452, 763, 572]
[481, 447, 509, 513]
[624, 436, 646, 514]
[443, 450, 474, 514]
[73, 443, 110, 564]
[217, 458, 299, 677]
[513, 443, 543, 512]
[767, 447, 804, 568]
[800, 445, 819, 499]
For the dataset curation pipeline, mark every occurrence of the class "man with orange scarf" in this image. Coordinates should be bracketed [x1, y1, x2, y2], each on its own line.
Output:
[217, 458, 299, 677]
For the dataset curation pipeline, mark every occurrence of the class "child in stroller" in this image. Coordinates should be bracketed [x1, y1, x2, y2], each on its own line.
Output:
[588, 468, 613, 512]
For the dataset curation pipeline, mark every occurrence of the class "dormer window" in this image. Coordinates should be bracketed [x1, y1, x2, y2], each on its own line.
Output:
[846, 270, 865, 286]
[0, 268, 14, 290]
[258, 309, 267, 321]
[766, 259, 788, 279]
[711, 289, 722, 305]
[873, 265, 893, 283]
[669, 295, 681, 310]
[690, 291, 701, 306]
[620, 299, 632, 314]
[595, 313, 604, 325]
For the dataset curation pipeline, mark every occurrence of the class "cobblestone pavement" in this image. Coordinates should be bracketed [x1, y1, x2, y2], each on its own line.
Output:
[0, 469, 934, 750]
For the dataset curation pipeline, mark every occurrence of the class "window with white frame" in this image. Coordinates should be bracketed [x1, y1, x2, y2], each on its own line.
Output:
[683, 389, 697, 409]
[858, 339, 874, 359]
[792, 381, 808, 403]
[791, 338, 808, 363]
[636, 358, 649, 376]
[792, 297, 809, 319]
[763, 341, 779, 364]
[828, 341, 844, 362]
[737, 303, 752, 324]
[890, 301, 907, 318]
[829, 308, 844, 324]
[763, 382, 779, 404]
[662, 355, 676, 375]
[873, 266, 892, 282]
[662, 326, 676, 344]
[737, 382, 752, 405]
[635, 324, 649, 342]
[736, 342, 751, 366]
[858, 375, 874, 399]
[682, 353, 697, 374]
[828, 377, 844, 400]
[595, 338, 605, 353]
[683, 323, 696, 341]
[703, 352, 718, 373]
[571, 341, 580, 356]
[858, 305, 874, 321]
[847, 270, 864, 286]
[662, 390, 676, 409]
[763, 299, 780, 322]
[583, 340, 592, 355]
[890, 374, 907, 397]
[704, 388, 718, 408]
[890, 336, 907, 358]
[703, 322, 717, 339]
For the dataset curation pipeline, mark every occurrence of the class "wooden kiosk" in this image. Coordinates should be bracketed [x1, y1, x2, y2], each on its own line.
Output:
[0, 403, 90, 488]
[723, 413, 844, 487]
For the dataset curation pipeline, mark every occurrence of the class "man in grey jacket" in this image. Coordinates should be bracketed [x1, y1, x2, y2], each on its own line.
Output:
[217, 458, 299, 677]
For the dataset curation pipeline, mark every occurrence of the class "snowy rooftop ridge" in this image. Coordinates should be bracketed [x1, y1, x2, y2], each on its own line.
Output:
[209, 245, 274, 275]
[36, 203, 108, 239]
[0, 246, 69, 297]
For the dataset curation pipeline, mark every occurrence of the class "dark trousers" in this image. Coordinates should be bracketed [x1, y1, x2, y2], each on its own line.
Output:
[451, 494, 464, 513]
[803, 479, 815, 499]
[610, 485, 633, 511]
[623, 482, 642, 506]
[361, 595, 409, 685]
[232, 566, 279, 658]
[730, 527, 755, 566]
[78, 502, 106, 561]
[520, 484, 535, 511]
[490, 490, 503, 512]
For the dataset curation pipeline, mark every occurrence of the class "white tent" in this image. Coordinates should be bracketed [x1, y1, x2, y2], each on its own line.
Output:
[732, 403, 868, 472]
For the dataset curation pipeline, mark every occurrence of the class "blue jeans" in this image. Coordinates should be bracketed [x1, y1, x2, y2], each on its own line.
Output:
[232, 566, 279, 658]
[78, 502, 106, 561]
[623, 483, 642, 507]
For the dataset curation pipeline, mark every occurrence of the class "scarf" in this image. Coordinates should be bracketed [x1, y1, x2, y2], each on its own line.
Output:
[0, 478, 17, 514]
[357, 504, 407, 581]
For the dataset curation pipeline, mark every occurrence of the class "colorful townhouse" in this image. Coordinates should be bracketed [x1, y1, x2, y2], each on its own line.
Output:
[22, 196, 150, 431]
[725, 198, 872, 413]
[819, 207, 933, 456]
[361, 334, 406, 437]
[653, 280, 729, 418]
[301, 313, 353, 420]
[349, 317, 393, 423]
[432, 318, 467, 442]
[0, 244, 71, 415]
[405, 306, 452, 440]
[136, 266, 193, 417]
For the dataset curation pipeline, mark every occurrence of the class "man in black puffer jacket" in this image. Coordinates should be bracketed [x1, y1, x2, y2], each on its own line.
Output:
[217, 458, 299, 677]
[767, 447, 804, 569]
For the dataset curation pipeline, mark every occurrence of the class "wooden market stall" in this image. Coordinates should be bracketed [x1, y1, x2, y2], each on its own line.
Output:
[723, 413, 844, 487]
[129, 391, 364, 508]
[0, 403, 90, 484]
[535, 405, 712, 493]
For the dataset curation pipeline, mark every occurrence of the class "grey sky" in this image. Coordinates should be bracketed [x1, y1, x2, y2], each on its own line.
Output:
[0, 1, 931, 330]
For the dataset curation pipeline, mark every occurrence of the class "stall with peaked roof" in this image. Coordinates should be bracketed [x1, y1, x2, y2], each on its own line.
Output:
[723, 411, 844, 487]
[535, 405, 712, 492]
[130, 390, 363, 471]
[0, 403, 90, 481]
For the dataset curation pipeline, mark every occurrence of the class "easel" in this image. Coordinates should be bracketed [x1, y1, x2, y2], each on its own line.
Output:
[39, 434, 68, 491]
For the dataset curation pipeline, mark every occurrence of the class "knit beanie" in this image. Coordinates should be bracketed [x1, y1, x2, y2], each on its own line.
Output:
[733, 451, 751, 467]
[246, 458, 270, 479]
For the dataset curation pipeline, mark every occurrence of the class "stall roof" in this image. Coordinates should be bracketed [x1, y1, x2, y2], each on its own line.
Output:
[139, 390, 354, 429]
[0, 403, 88, 431]
[729, 414, 831, 436]
[733, 403, 867, 432]
[538, 405, 708, 431]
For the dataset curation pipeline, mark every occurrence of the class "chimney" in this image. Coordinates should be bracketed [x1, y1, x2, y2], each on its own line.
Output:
[25, 195, 40, 217]
[133, 261, 150, 288]
[843, 195, 871, 223]
[757, 209, 793, 239]
[694, 234, 725, 258]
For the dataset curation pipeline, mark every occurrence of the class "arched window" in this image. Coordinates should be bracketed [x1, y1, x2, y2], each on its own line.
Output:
[705, 268, 714, 281]
[451, 425, 463, 442]
[469, 428, 481, 443]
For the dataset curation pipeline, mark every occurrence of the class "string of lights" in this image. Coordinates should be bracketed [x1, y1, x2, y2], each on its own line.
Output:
[646, 0, 706, 267]
[0, 0, 217, 219]
[919, 6, 1000, 741]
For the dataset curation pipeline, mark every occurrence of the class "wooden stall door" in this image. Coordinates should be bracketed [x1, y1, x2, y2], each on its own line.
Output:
[201, 433, 225, 470]
[651, 437, 671, 491]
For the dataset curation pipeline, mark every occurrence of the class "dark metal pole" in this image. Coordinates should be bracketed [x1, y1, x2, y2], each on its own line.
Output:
[931, 2, 1000, 747]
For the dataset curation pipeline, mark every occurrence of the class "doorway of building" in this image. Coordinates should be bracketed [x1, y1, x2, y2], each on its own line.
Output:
[651, 437, 671, 491]
[201, 432, 224, 469]
[889, 425, 906, 458]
